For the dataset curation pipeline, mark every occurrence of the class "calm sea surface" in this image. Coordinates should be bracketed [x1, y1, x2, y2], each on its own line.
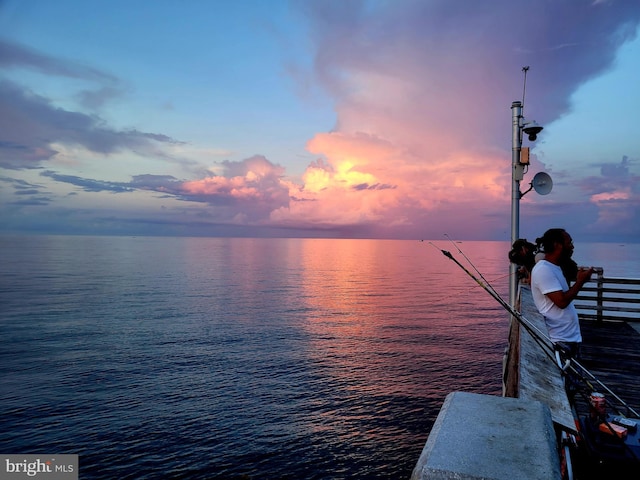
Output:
[1, 236, 638, 479]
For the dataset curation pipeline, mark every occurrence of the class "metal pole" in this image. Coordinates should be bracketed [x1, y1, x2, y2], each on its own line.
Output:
[510, 101, 523, 311]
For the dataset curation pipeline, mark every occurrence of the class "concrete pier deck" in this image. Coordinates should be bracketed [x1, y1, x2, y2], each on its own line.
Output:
[410, 284, 640, 479]
[409, 392, 561, 480]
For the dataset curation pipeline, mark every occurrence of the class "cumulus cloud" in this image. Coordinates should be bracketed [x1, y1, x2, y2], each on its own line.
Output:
[35, 156, 292, 224]
[2, 1, 640, 239]
[280, 0, 640, 238]
[162, 156, 291, 223]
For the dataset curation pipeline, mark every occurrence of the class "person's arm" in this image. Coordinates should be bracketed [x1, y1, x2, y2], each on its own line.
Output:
[545, 267, 594, 309]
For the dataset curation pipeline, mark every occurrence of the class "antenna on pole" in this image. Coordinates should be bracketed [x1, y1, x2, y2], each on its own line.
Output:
[521, 66, 530, 111]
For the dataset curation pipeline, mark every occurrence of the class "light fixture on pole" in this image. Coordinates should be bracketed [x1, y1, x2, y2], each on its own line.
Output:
[509, 67, 553, 312]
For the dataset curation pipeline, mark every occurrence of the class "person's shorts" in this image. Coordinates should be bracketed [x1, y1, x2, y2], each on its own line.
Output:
[554, 341, 581, 359]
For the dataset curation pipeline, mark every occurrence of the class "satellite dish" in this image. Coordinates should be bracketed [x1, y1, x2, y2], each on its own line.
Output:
[532, 172, 553, 195]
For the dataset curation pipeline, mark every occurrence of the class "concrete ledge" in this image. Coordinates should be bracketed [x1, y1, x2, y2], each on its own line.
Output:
[410, 392, 561, 480]
[517, 285, 575, 432]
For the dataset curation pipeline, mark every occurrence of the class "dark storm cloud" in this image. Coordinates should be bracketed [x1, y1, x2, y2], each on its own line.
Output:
[0, 175, 49, 202]
[599, 155, 633, 178]
[0, 38, 184, 170]
[10, 196, 51, 206]
[40, 170, 134, 193]
[578, 155, 639, 195]
[13, 188, 40, 195]
[298, 0, 640, 144]
[0, 37, 118, 83]
[0, 37, 128, 110]
[0, 79, 183, 169]
[130, 174, 183, 190]
[0, 176, 42, 189]
[0, 175, 50, 205]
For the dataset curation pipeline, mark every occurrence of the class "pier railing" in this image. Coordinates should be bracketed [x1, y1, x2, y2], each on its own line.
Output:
[575, 268, 640, 323]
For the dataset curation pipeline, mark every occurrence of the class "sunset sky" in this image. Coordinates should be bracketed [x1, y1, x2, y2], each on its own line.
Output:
[1, 0, 639, 242]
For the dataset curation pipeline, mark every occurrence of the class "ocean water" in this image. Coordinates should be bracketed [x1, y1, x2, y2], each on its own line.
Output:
[1, 236, 638, 479]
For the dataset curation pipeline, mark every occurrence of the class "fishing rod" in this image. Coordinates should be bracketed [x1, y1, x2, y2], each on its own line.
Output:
[429, 241, 640, 419]
[442, 234, 542, 336]
[444, 234, 496, 293]
[433, 239, 640, 478]
[570, 358, 639, 418]
[429, 242, 554, 350]
[429, 242, 575, 383]
[437, 236, 561, 355]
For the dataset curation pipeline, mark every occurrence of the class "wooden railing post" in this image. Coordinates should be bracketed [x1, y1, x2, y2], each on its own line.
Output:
[575, 270, 640, 323]
[596, 268, 604, 324]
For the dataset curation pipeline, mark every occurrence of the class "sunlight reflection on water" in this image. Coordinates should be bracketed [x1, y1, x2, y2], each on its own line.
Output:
[3, 236, 635, 479]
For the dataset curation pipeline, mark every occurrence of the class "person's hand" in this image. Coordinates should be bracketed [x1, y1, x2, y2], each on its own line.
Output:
[576, 266, 594, 284]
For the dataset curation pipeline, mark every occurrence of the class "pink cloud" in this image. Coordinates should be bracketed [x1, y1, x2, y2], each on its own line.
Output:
[4, 2, 639, 241]
[591, 190, 631, 203]
[172, 156, 291, 223]
[263, 129, 508, 239]
[278, 0, 640, 239]
[181, 155, 286, 201]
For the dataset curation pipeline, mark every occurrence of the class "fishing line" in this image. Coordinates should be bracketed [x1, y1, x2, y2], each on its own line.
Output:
[568, 368, 640, 462]
[554, 352, 639, 419]
[428, 242, 553, 348]
[428, 241, 639, 420]
[487, 271, 517, 283]
[442, 235, 519, 314]
[444, 234, 498, 296]
[570, 359, 639, 418]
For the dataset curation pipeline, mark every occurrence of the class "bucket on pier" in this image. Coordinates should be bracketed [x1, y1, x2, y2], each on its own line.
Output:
[589, 392, 606, 419]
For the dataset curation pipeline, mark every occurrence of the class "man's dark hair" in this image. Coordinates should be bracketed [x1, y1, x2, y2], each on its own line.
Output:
[536, 228, 578, 283]
[535, 228, 566, 253]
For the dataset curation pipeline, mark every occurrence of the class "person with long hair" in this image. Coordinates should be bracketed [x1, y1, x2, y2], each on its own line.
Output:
[530, 228, 593, 359]
[508, 238, 537, 283]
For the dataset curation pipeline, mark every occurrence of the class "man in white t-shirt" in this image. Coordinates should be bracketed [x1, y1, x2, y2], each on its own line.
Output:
[530, 228, 593, 358]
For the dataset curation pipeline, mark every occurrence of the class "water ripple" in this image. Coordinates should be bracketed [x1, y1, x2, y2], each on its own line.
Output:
[0, 236, 521, 479]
